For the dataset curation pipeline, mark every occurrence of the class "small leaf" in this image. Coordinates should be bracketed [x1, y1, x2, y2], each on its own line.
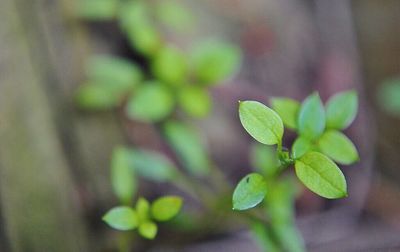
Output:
[317, 130, 359, 165]
[75, 83, 119, 110]
[151, 46, 187, 86]
[291, 137, 312, 159]
[126, 82, 175, 122]
[103, 206, 138, 231]
[190, 40, 241, 85]
[76, 0, 117, 20]
[111, 147, 136, 204]
[232, 173, 267, 210]
[239, 101, 284, 145]
[326, 90, 358, 129]
[151, 196, 183, 222]
[298, 93, 325, 140]
[250, 143, 279, 177]
[163, 121, 210, 176]
[155, 1, 195, 32]
[378, 78, 400, 116]
[138, 221, 158, 239]
[295, 152, 347, 199]
[178, 86, 212, 118]
[136, 198, 150, 222]
[126, 26, 162, 56]
[271, 98, 300, 130]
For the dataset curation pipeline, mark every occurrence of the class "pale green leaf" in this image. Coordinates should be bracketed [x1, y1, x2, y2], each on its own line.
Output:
[317, 130, 359, 165]
[102, 206, 138, 231]
[138, 221, 158, 239]
[136, 198, 150, 222]
[232, 173, 267, 210]
[295, 152, 347, 199]
[250, 143, 279, 177]
[111, 147, 136, 204]
[326, 90, 358, 129]
[151, 196, 183, 222]
[271, 98, 300, 130]
[155, 1, 195, 31]
[239, 101, 284, 145]
[75, 83, 119, 110]
[178, 86, 212, 118]
[298, 93, 325, 140]
[76, 0, 117, 20]
[250, 222, 280, 252]
[378, 79, 400, 116]
[151, 46, 187, 86]
[291, 137, 312, 159]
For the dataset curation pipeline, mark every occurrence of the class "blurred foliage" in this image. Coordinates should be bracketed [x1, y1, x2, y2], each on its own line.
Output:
[378, 78, 400, 116]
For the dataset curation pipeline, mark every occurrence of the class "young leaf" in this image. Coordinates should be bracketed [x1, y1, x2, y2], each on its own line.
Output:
[291, 137, 312, 159]
[111, 147, 136, 204]
[271, 98, 300, 130]
[151, 196, 183, 222]
[76, 0, 117, 20]
[75, 83, 119, 110]
[250, 143, 279, 177]
[163, 121, 210, 176]
[126, 82, 175, 122]
[317, 130, 359, 165]
[102, 206, 138, 231]
[295, 152, 347, 199]
[190, 40, 241, 85]
[126, 25, 162, 57]
[138, 221, 158, 239]
[136, 198, 150, 222]
[155, 1, 195, 32]
[298, 93, 325, 140]
[232, 173, 267, 210]
[239, 101, 284, 145]
[326, 90, 358, 129]
[377, 78, 400, 116]
[178, 86, 212, 118]
[151, 46, 187, 86]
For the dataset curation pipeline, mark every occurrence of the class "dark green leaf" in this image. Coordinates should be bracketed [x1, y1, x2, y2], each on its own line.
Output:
[190, 40, 241, 85]
[317, 130, 359, 165]
[151, 46, 187, 86]
[138, 221, 158, 239]
[326, 90, 358, 129]
[298, 93, 325, 140]
[151, 196, 183, 222]
[232, 173, 267, 210]
[111, 147, 136, 204]
[126, 82, 175, 122]
[378, 78, 400, 116]
[239, 101, 284, 145]
[155, 1, 195, 31]
[250, 143, 279, 177]
[163, 121, 210, 176]
[295, 152, 347, 199]
[76, 0, 117, 20]
[178, 86, 212, 118]
[103, 206, 138, 231]
[271, 98, 300, 130]
[291, 137, 312, 159]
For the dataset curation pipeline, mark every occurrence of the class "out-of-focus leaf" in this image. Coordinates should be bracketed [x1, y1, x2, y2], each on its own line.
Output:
[250, 143, 279, 177]
[136, 197, 150, 222]
[250, 222, 280, 252]
[291, 137, 312, 159]
[126, 82, 175, 122]
[326, 90, 358, 130]
[102, 206, 138, 231]
[76, 0, 117, 20]
[118, 1, 150, 31]
[163, 121, 210, 176]
[271, 98, 300, 130]
[295, 152, 347, 199]
[317, 130, 359, 165]
[232, 173, 267, 211]
[151, 46, 187, 86]
[111, 147, 136, 204]
[155, 1, 195, 31]
[75, 83, 119, 110]
[178, 86, 212, 118]
[190, 40, 241, 85]
[239, 101, 284, 145]
[298, 93, 325, 140]
[138, 221, 158, 239]
[151, 196, 183, 221]
[378, 78, 400, 116]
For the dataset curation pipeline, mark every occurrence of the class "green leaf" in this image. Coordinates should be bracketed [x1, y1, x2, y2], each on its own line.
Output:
[86, 55, 142, 91]
[178, 86, 212, 118]
[250, 222, 280, 252]
[232, 173, 267, 210]
[291, 137, 312, 159]
[163, 121, 210, 176]
[239, 101, 284, 145]
[317, 130, 359, 165]
[250, 143, 279, 177]
[126, 82, 175, 122]
[155, 1, 195, 32]
[271, 98, 300, 130]
[111, 147, 136, 204]
[102, 206, 138, 231]
[298, 93, 325, 140]
[151, 46, 187, 86]
[151, 196, 183, 222]
[136, 198, 150, 222]
[326, 90, 358, 129]
[378, 78, 400, 116]
[130, 149, 177, 182]
[295, 152, 347, 199]
[138, 221, 158, 239]
[75, 83, 119, 110]
[190, 40, 241, 85]
[76, 0, 117, 20]
[126, 25, 162, 56]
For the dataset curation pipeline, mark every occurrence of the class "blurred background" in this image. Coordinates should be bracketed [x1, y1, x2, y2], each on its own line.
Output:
[0, 0, 400, 251]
